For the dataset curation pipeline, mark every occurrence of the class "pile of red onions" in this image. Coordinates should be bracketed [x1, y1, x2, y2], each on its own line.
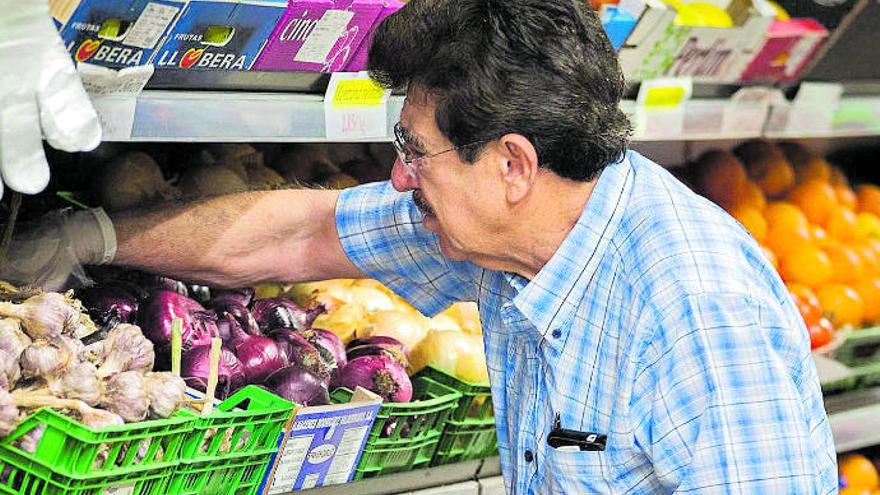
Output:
[80, 272, 415, 404]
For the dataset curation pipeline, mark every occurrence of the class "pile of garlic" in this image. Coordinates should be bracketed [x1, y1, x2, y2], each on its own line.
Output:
[0, 292, 187, 443]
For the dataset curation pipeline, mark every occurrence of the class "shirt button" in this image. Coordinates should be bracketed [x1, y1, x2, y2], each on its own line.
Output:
[551, 328, 562, 339]
[524, 450, 534, 463]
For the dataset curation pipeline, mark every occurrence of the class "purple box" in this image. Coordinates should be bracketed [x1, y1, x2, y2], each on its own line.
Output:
[253, 0, 382, 72]
[344, 0, 403, 72]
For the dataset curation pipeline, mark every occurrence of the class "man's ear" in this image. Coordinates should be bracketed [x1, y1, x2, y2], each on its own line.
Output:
[497, 133, 539, 204]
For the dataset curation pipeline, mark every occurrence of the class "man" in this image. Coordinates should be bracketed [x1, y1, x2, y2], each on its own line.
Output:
[7, 0, 837, 493]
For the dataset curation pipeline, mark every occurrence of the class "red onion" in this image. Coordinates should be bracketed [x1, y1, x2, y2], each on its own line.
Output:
[138, 290, 219, 353]
[346, 336, 405, 353]
[229, 319, 284, 384]
[333, 355, 413, 403]
[265, 366, 330, 406]
[211, 288, 255, 308]
[271, 329, 331, 382]
[207, 300, 260, 336]
[181, 344, 246, 399]
[306, 328, 347, 371]
[123, 271, 189, 297]
[252, 299, 325, 332]
[346, 344, 409, 368]
[75, 286, 139, 327]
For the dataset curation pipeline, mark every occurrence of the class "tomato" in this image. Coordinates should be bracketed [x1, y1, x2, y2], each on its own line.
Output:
[809, 318, 834, 349]
[789, 284, 822, 326]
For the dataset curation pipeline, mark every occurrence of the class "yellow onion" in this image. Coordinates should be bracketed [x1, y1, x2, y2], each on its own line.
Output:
[286, 280, 355, 311]
[312, 304, 363, 344]
[348, 286, 395, 314]
[445, 302, 482, 335]
[409, 330, 489, 384]
[356, 310, 429, 356]
[429, 313, 462, 333]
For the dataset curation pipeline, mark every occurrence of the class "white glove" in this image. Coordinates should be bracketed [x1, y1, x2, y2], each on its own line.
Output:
[1, 208, 116, 291]
[0, 0, 102, 199]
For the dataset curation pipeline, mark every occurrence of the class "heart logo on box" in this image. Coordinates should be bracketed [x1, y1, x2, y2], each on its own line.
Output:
[75, 39, 101, 62]
[179, 48, 205, 69]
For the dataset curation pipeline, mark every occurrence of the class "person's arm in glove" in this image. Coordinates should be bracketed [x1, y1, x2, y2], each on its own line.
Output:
[0, 0, 102, 198]
[2, 189, 364, 290]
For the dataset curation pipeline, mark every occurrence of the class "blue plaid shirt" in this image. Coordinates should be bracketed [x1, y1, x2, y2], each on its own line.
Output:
[336, 151, 837, 494]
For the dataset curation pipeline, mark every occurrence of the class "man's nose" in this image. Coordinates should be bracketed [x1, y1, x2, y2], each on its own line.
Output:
[391, 158, 419, 191]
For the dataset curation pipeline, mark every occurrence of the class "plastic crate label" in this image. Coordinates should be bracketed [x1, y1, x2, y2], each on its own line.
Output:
[263, 402, 380, 493]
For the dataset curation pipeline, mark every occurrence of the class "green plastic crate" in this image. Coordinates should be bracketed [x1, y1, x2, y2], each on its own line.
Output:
[417, 367, 493, 423]
[833, 326, 880, 367]
[0, 407, 192, 478]
[164, 451, 276, 495]
[353, 435, 441, 480]
[181, 386, 295, 461]
[431, 420, 498, 466]
[0, 447, 171, 495]
[331, 376, 461, 479]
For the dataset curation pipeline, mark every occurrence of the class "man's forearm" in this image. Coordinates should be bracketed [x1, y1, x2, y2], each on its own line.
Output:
[112, 188, 363, 287]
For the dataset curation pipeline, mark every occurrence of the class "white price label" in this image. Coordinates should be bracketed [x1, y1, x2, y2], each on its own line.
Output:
[294, 10, 354, 64]
[78, 64, 154, 96]
[324, 72, 391, 141]
[123, 2, 179, 49]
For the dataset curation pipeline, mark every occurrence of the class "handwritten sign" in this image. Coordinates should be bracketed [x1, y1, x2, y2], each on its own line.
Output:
[324, 72, 391, 140]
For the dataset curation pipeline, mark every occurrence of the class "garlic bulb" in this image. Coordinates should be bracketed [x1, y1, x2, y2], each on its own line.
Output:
[49, 362, 102, 406]
[79, 405, 125, 430]
[19, 339, 76, 380]
[96, 324, 155, 378]
[0, 293, 79, 340]
[102, 371, 148, 422]
[0, 388, 20, 437]
[0, 319, 31, 360]
[144, 372, 186, 419]
[0, 350, 21, 390]
[14, 423, 46, 453]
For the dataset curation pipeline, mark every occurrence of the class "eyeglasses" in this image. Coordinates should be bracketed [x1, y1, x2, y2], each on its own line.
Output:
[392, 122, 492, 178]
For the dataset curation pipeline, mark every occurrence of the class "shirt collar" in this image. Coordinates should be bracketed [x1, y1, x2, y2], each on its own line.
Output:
[509, 154, 634, 337]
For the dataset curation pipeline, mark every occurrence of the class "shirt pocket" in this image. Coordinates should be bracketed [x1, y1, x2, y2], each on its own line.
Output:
[543, 447, 613, 494]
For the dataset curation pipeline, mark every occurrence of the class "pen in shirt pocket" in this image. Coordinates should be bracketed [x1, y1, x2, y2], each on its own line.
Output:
[547, 413, 607, 452]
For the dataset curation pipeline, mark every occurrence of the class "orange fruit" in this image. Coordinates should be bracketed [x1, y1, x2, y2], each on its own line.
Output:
[817, 284, 864, 327]
[825, 206, 860, 242]
[858, 244, 880, 276]
[857, 185, 880, 217]
[761, 245, 779, 271]
[839, 488, 873, 495]
[794, 158, 833, 184]
[856, 277, 880, 324]
[788, 283, 822, 325]
[779, 245, 833, 287]
[729, 181, 767, 211]
[839, 454, 880, 490]
[730, 207, 767, 242]
[764, 202, 812, 257]
[695, 150, 749, 209]
[857, 212, 880, 239]
[734, 141, 796, 199]
[837, 184, 858, 209]
[812, 225, 831, 247]
[808, 317, 834, 349]
[788, 180, 838, 225]
[830, 165, 850, 187]
[825, 243, 864, 284]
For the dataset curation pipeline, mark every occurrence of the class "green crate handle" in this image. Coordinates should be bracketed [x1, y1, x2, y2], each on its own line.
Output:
[218, 385, 295, 415]
[331, 378, 462, 413]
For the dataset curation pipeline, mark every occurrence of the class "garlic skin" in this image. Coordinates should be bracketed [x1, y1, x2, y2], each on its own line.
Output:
[0, 319, 31, 361]
[0, 350, 21, 390]
[19, 339, 75, 380]
[14, 423, 46, 453]
[79, 406, 125, 429]
[0, 388, 20, 437]
[49, 362, 102, 406]
[102, 371, 149, 422]
[0, 293, 79, 340]
[96, 325, 155, 378]
[144, 372, 186, 419]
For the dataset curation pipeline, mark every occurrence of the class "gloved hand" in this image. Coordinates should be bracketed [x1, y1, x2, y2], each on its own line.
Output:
[0, 0, 102, 199]
[1, 208, 116, 291]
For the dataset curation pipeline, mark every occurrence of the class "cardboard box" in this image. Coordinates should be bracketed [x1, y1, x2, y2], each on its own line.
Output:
[153, 0, 286, 71]
[260, 388, 382, 493]
[252, 0, 383, 72]
[740, 18, 828, 83]
[601, 6, 639, 51]
[60, 0, 186, 68]
[617, 0, 774, 83]
[343, 0, 404, 72]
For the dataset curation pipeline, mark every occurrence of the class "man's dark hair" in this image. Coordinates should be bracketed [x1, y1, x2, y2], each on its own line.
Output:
[368, 0, 631, 182]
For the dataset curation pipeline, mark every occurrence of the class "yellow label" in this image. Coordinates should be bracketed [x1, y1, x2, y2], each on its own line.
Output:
[331, 79, 386, 109]
[644, 86, 687, 108]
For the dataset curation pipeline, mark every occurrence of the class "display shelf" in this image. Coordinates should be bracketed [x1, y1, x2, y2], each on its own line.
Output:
[826, 387, 880, 453]
[89, 89, 880, 143]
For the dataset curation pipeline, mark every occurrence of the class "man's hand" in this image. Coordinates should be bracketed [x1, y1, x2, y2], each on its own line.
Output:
[0, 0, 102, 198]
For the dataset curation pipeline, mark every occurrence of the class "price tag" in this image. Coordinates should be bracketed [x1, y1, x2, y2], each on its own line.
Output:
[635, 78, 692, 138]
[786, 82, 843, 134]
[324, 72, 391, 141]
